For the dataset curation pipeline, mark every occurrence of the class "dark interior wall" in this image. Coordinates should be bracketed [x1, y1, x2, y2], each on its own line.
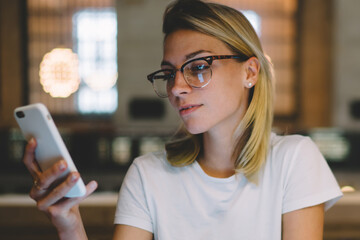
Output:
[297, 0, 333, 129]
[0, 0, 25, 128]
[0, 1, 2, 116]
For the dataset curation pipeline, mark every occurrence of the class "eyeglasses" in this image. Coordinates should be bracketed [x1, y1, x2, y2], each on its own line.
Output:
[147, 54, 249, 98]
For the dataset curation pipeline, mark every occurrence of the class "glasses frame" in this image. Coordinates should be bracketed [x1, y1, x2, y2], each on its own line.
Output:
[147, 54, 250, 98]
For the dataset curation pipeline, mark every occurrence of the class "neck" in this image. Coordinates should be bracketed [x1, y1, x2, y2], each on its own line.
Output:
[198, 130, 236, 178]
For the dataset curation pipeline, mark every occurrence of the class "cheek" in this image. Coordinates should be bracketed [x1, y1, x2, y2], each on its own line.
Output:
[211, 76, 245, 102]
[168, 96, 178, 110]
[211, 78, 248, 111]
[212, 64, 246, 87]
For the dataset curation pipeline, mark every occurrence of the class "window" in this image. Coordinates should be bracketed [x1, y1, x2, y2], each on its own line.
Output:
[74, 9, 118, 114]
[27, 0, 117, 115]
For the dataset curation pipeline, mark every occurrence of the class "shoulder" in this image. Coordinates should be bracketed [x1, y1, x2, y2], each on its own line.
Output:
[268, 134, 343, 212]
[130, 150, 181, 179]
[133, 150, 168, 168]
[265, 133, 325, 177]
[121, 150, 173, 193]
[269, 133, 319, 160]
[270, 133, 313, 151]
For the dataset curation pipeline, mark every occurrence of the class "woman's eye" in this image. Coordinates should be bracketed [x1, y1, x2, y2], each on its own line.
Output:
[164, 74, 173, 81]
[189, 62, 210, 74]
[162, 70, 174, 80]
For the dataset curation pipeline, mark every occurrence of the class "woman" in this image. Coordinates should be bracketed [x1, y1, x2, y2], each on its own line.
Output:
[23, 0, 342, 239]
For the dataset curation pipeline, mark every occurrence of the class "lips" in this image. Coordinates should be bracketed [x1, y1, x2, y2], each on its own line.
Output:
[179, 104, 202, 116]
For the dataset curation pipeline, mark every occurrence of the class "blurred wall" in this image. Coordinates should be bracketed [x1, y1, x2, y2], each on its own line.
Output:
[297, 0, 333, 130]
[0, 0, 25, 128]
[332, 0, 360, 130]
[115, 0, 180, 135]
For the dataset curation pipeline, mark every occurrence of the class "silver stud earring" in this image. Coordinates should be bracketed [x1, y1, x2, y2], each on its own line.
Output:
[248, 82, 252, 87]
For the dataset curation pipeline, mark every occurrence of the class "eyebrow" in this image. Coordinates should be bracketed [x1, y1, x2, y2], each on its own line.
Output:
[160, 50, 212, 68]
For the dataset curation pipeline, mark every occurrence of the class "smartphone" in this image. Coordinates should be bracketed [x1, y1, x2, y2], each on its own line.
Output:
[14, 103, 86, 198]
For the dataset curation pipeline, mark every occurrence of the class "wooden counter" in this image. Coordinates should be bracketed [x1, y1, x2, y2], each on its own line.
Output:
[0, 192, 359, 240]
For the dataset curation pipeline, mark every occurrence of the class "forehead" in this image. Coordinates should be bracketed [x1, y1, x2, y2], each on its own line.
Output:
[163, 29, 232, 62]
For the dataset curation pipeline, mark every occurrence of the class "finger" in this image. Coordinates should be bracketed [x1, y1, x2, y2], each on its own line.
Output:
[39, 160, 68, 189]
[54, 180, 98, 212]
[30, 160, 68, 200]
[23, 138, 42, 178]
[30, 181, 48, 201]
[36, 172, 81, 211]
[46, 181, 98, 219]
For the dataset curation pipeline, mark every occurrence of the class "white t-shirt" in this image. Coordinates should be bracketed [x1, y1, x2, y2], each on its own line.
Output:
[114, 134, 343, 240]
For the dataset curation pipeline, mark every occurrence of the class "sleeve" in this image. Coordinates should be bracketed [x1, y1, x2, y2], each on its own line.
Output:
[114, 160, 153, 233]
[282, 136, 343, 214]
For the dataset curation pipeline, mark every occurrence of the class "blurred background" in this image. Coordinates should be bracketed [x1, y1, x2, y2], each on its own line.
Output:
[0, 0, 359, 239]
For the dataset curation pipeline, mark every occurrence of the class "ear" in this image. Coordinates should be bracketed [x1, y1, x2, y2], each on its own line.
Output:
[244, 57, 260, 88]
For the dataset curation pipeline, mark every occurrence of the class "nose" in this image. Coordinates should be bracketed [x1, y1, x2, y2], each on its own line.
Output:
[170, 70, 192, 97]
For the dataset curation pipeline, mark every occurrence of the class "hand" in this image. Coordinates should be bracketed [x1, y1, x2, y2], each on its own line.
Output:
[23, 138, 98, 239]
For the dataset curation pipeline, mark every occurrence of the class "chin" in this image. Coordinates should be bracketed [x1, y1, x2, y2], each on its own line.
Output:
[183, 122, 208, 135]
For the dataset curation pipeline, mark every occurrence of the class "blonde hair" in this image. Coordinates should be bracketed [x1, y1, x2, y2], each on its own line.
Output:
[163, 0, 274, 179]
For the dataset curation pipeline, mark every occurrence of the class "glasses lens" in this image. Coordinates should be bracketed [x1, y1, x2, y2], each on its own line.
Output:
[152, 70, 173, 98]
[183, 59, 212, 88]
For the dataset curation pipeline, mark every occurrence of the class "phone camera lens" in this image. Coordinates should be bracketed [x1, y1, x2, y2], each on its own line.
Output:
[16, 111, 25, 118]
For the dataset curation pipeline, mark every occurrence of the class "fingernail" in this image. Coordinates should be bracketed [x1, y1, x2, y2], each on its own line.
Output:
[71, 173, 79, 182]
[59, 161, 66, 171]
[90, 181, 98, 189]
[29, 138, 35, 145]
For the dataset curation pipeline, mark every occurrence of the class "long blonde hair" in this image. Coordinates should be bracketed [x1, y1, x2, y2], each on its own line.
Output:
[163, 0, 274, 179]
